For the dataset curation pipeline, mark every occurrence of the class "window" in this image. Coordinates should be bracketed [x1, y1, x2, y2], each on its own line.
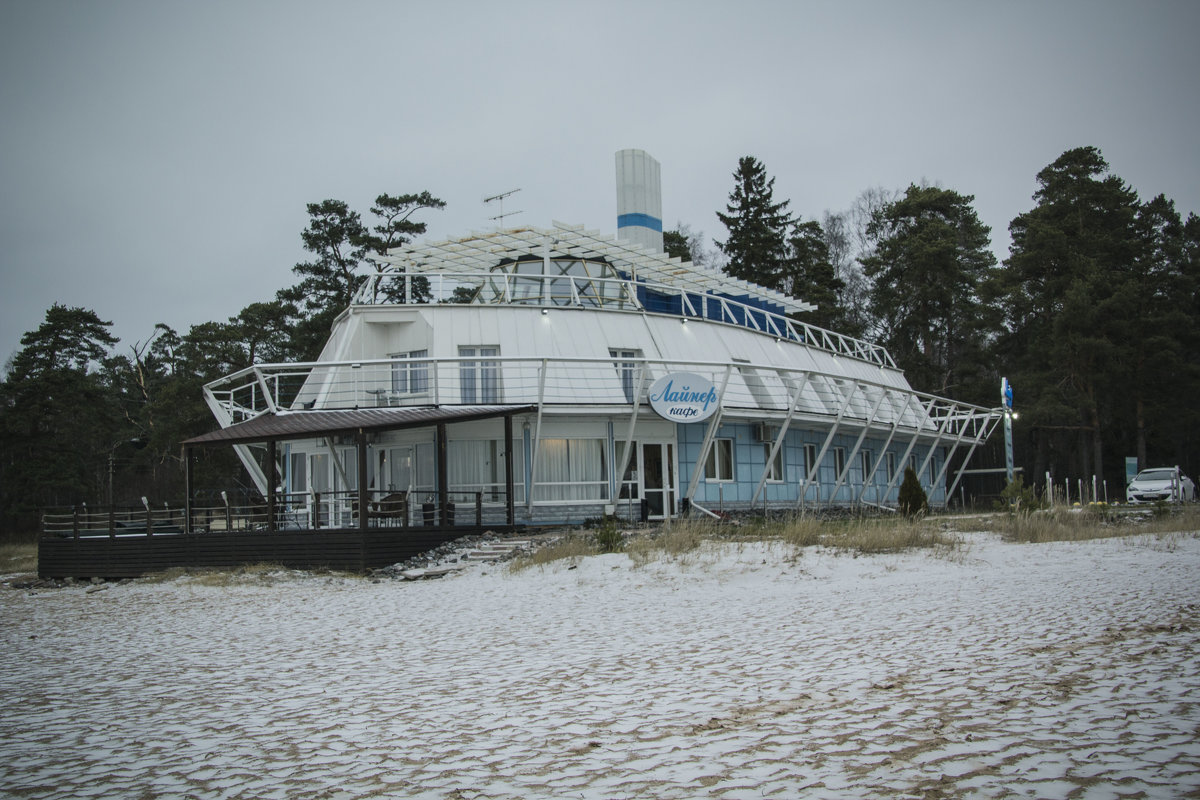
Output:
[705, 438, 734, 482]
[610, 348, 641, 403]
[833, 447, 846, 477]
[449, 439, 516, 502]
[861, 450, 874, 484]
[764, 442, 783, 482]
[533, 438, 606, 501]
[804, 444, 818, 480]
[390, 349, 429, 394]
[459, 346, 500, 403]
[886, 452, 897, 483]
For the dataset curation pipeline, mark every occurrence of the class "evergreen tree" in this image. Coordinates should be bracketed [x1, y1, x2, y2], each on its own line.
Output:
[715, 156, 793, 291]
[985, 147, 1142, 485]
[785, 218, 844, 330]
[0, 306, 123, 524]
[356, 192, 445, 304]
[279, 193, 444, 359]
[860, 184, 996, 399]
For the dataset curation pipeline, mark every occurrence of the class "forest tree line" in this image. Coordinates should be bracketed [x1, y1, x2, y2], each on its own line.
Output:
[2, 146, 1196, 531]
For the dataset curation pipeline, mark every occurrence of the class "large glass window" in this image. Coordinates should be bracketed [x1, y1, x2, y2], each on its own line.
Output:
[705, 438, 734, 482]
[860, 449, 874, 484]
[459, 346, 500, 403]
[533, 438, 606, 502]
[390, 349, 429, 395]
[834, 447, 846, 477]
[449, 439, 520, 502]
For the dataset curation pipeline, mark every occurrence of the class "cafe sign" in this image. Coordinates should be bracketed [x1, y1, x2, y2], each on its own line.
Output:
[647, 372, 719, 423]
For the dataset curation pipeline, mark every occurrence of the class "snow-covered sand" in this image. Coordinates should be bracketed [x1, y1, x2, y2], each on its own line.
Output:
[2, 531, 1198, 799]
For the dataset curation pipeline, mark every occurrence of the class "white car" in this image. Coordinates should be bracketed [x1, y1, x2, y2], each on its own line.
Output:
[1126, 468, 1195, 504]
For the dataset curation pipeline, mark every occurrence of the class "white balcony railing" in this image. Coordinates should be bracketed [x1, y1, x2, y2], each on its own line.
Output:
[352, 271, 897, 369]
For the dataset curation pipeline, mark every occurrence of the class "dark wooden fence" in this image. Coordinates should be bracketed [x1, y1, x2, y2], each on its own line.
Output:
[37, 525, 503, 579]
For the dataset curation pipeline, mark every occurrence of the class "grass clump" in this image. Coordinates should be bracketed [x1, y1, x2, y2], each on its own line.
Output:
[508, 534, 596, 572]
[626, 520, 705, 566]
[986, 503, 1200, 543]
[782, 515, 957, 555]
[0, 542, 38, 575]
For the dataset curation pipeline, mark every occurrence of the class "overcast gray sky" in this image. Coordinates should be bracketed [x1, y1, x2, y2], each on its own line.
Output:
[2, 0, 1197, 366]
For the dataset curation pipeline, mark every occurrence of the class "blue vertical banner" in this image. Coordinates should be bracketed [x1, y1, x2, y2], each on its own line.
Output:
[1001, 377, 1014, 483]
[1125, 457, 1139, 485]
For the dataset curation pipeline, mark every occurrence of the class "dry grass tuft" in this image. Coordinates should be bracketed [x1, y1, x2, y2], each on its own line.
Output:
[507, 534, 596, 572]
[782, 516, 958, 555]
[0, 542, 38, 575]
[984, 505, 1200, 543]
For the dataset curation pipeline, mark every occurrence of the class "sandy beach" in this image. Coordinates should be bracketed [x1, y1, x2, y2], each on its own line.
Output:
[2, 530, 1197, 799]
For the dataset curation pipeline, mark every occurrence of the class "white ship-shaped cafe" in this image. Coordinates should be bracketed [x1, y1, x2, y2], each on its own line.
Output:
[193, 151, 1002, 530]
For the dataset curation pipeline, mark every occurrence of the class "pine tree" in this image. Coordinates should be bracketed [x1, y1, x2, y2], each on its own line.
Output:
[715, 156, 793, 291]
[860, 184, 995, 399]
[784, 218, 844, 330]
[985, 147, 1142, 485]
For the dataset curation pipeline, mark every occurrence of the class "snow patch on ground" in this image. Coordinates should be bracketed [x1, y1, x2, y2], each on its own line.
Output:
[2, 532, 1197, 799]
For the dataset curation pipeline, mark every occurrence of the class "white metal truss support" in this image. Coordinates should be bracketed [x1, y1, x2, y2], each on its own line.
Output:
[877, 393, 930, 503]
[857, 413, 902, 507]
[254, 367, 279, 415]
[928, 409, 981, 507]
[685, 365, 734, 502]
[203, 386, 270, 496]
[613, 363, 650, 502]
[526, 358, 550, 512]
[827, 387, 890, 507]
[944, 410, 1004, 505]
[795, 380, 860, 511]
[751, 372, 811, 505]
[914, 401, 958, 502]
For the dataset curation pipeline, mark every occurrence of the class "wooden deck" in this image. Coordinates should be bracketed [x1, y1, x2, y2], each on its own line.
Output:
[37, 525, 518, 579]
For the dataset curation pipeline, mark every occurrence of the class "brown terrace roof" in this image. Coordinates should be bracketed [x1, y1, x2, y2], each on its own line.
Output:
[183, 405, 536, 447]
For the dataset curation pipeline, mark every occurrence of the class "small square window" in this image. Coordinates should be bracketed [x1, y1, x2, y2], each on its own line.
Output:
[705, 438, 734, 482]
[764, 443, 783, 482]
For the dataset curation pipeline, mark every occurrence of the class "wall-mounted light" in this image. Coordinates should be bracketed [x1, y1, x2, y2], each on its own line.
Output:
[351, 362, 362, 369]
[541, 308, 548, 316]
[681, 318, 688, 325]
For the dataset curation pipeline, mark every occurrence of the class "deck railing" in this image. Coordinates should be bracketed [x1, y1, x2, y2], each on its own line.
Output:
[41, 490, 509, 538]
[351, 271, 896, 368]
[204, 355, 996, 442]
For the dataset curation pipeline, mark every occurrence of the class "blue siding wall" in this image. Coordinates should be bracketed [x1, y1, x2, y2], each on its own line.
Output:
[677, 421, 946, 509]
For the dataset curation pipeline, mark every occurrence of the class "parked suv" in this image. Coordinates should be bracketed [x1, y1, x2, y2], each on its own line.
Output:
[1126, 468, 1195, 504]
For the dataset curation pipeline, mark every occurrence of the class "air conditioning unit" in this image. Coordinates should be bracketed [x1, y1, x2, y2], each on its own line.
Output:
[754, 423, 780, 443]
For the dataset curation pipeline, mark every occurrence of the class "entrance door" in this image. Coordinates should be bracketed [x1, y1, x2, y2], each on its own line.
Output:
[640, 442, 675, 520]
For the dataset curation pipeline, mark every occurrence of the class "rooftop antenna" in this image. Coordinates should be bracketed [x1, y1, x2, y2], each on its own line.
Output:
[483, 188, 523, 227]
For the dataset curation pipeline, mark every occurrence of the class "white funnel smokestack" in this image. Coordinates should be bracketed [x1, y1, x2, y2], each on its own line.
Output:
[615, 149, 663, 253]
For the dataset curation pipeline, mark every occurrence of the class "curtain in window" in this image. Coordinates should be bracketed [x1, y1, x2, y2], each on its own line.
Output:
[534, 439, 606, 501]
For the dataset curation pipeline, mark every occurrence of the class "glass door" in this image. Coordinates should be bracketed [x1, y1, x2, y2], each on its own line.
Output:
[640, 443, 676, 520]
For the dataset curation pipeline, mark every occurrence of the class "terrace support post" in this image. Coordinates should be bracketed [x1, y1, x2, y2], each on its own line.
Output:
[685, 365, 734, 503]
[109, 505, 116, 539]
[72, 507, 80, 539]
[436, 422, 449, 528]
[357, 429, 369, 533]
[504, 413, 515, 526]
[476, 492, 483, 527]
[267, 439, 277, 533]
[184, 445, 194, 534]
